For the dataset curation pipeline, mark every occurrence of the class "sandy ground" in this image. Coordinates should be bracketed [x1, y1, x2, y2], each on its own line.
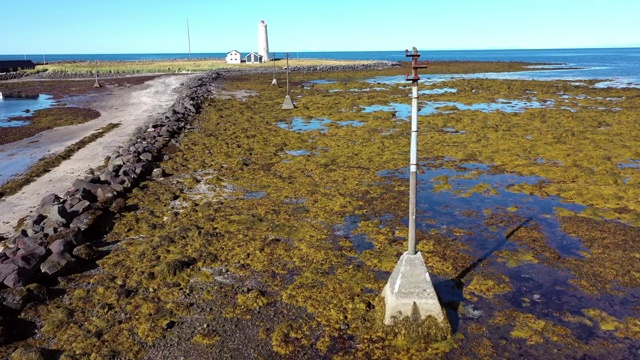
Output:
[0, 74, 194, 236]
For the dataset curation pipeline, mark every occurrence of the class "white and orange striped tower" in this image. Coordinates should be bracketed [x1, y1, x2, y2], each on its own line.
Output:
[258, 20, 270, 63]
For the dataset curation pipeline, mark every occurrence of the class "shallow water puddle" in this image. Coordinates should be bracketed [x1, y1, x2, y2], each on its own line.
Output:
[334, 215, 374, 253]
[618, 159, 640, 169]
[378, 160, 640, 356]
[360, 98, 552, 120]
[276, 117, 364, 132]
[0, 94, 55, 126]
[380, 161, 586, 258]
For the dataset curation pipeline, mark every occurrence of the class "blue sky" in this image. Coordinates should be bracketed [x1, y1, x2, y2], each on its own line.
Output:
[2, 0, 639, 54]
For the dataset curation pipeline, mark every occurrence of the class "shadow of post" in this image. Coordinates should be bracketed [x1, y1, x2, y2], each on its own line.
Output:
[434, 217, 532, 332]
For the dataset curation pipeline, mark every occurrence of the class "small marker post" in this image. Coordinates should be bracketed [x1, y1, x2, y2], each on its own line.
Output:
[282, 52, 295, 109]
[381, 47, 447, 327]
[271, 52, 279, 86]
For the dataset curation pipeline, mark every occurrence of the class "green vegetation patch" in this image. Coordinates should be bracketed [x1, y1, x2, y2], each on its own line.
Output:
[0, 107, 101, 145]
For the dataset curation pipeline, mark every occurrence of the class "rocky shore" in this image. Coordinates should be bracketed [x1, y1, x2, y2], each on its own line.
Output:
[0, 72, 219, 312]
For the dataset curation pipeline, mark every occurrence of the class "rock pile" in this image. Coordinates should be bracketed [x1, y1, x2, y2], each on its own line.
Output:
[219, 61, 399, 77]
[0, 71, 220, 293]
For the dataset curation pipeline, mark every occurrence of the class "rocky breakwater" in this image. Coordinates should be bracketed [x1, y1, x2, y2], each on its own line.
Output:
[219, 60, 399, 77]
[0, 72, 220, 327]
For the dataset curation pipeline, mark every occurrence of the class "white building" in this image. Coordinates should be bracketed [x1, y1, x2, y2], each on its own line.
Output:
[245, 52, 263, 64]
[258, 20, 269, 63]
[226, 50, 241, 64]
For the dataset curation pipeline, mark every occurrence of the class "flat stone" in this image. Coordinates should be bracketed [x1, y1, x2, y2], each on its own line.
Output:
[38, 193, 62, 213]
[0, 263, 18, 283]
[381, 252, 446, 325]
[16, 237, 46, 252]
[48, 238, 73, 254]
[12, 248, 46, 269]
[70, 209, 102, 231]
[40, 252, 76, 276]
[3, 267, 34, 289]
[45, 204, 69, 225]
[73, 243, 99, 261]
[69, 200, 92, 216]
[151, 168, 164, 178]
[0, 287, 29, 310]
[47, 227, 84, 247]
[140, 152, 153, 161]
[96, 186, 117, 202]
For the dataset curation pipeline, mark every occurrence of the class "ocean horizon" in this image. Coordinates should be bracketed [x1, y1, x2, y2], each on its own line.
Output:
[2, 47, 640, 86]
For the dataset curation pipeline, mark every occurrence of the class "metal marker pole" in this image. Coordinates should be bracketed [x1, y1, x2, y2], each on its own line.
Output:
[405, 48, 427, 255]
[286, 52, 290, 95]
[187, 18, 192, 59]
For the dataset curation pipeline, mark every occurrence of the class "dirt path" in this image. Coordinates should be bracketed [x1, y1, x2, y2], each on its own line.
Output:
[0, 74, 195, 236]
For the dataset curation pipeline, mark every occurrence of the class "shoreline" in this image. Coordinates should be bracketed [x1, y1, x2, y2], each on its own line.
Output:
[0, 74, 194, 236]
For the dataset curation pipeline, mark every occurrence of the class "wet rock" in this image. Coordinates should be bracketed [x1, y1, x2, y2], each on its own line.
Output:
[96, 185, 117, 203]
[46, 227, 84, 247]
[9, 347, 47, 360]
[72, 243, 99, 260]
[3, 267, 35, 288]
[7, 232, 27, 246]
[43, 204, 69, 225]
[107, 156, 124, 171]
[25, 283, 49, 303]
[69, 200, 92, 216]
[16, 236, 47, 252]
[48, 238, 73, 254]
[462, 304, 484, 319]
[0, 263, 19, 283]
[40, 251, 76, 276]
[12, 247, 46, 269]
[151, 168, 164, 178]
[70, 209, 102, 231]
[0, 286, 29, 311]
[109, 198, 126, 213]
[37, 193, 62, 214]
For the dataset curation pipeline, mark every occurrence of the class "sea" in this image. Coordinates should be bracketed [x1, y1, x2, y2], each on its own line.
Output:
[1, 47, 639, 87]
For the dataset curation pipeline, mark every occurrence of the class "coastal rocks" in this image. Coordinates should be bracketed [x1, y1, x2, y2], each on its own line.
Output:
[218, 61, 399, 78]
[40, 252, 76, 276]
[0, 71, 220, 293]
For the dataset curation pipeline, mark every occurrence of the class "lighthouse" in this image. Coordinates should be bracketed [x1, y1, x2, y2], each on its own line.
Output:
[258, 20, 269, 62]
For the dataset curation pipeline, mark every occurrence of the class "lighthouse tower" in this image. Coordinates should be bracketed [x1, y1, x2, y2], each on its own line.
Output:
[258, 20, 269, 63]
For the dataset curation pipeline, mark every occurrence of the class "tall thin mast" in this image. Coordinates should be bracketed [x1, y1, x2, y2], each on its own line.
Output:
[187, 18, 192, 59]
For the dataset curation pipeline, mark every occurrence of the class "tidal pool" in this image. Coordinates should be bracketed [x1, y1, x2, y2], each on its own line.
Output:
[360, 98, 552, 120]
[0, 94, 55, 127]
[380, 160, 586, 257]
[377, 159, 639, 357]
[276, 117, 364, 132]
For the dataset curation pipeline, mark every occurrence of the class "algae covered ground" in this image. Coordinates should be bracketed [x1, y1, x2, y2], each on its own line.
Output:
[6, 63, 640, 359]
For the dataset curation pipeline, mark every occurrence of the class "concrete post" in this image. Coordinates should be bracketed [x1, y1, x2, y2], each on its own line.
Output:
[282, 52, 295, 109]
[382, 48, 447, 327]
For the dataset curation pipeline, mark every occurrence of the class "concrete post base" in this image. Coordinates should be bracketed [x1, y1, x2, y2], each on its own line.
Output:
[282, 95, 295, 109]
[382, 251, 446, 325]
[271, 78, 279, 86]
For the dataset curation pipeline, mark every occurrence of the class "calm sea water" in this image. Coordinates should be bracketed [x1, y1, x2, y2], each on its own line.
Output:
[2, 48, 639, 85]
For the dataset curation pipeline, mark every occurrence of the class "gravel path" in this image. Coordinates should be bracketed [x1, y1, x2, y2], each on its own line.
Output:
[0, 74, 194, 236]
